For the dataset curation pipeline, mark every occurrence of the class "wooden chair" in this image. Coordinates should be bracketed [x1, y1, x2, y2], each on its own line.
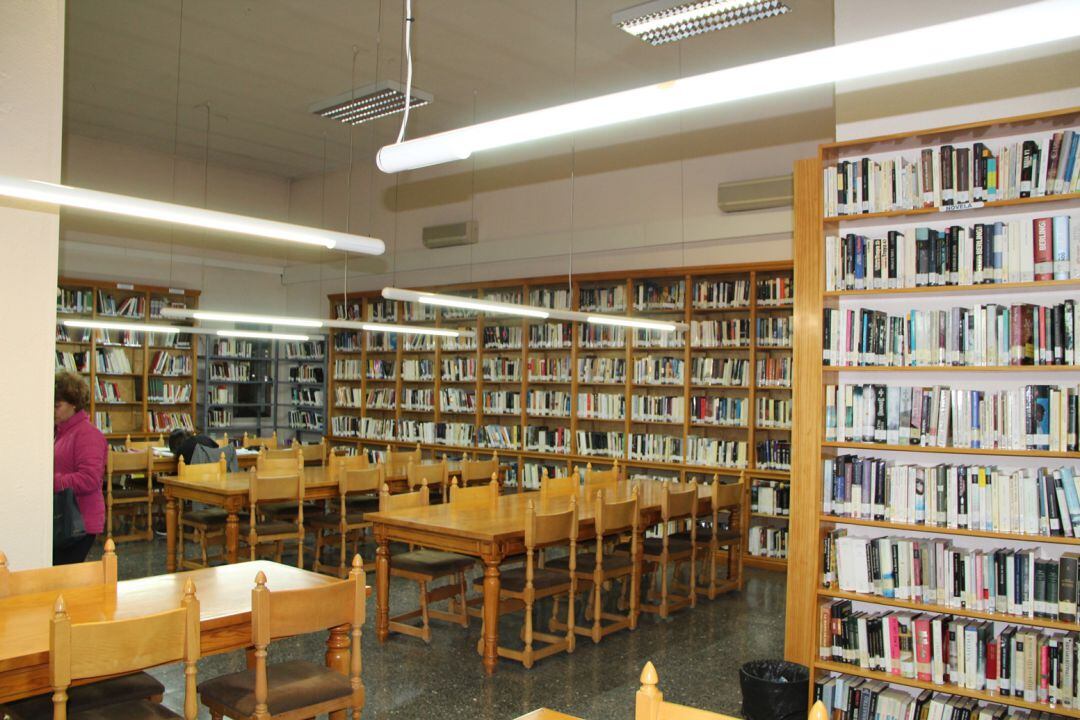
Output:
[384, 443, 421, 478]
[635, 480, 698, 619]
[213, 433, 231, 447]
[539, 469, 580, 499]
[242, 459, 306, 568]
[312, 465, 383, 577]
[582, 460, 620, 490]
[456, 452, 499, 487]
[48, 582, 199, 720]
[105, 448, 155, 542]
[473, 496, 578, 668]
[689, 475, 746, 599]
[199, 560, 364, 720]
[292, 438, 328, 466]
[380, 482, 473, 643]
[448, 474, 500, 506]
[176, 455, 229, 569]
[0, 539, 116, 598]
[242, 431, 279, 450]
[260, 446, 300, 461]
[124, 433, 164, 451]
[550, 486, 640, 643]
[406, 457, 449, 497]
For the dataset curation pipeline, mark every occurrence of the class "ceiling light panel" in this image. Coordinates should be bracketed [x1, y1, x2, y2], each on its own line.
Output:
[311, 80, 433, 126]
[613, 0, 789, 46]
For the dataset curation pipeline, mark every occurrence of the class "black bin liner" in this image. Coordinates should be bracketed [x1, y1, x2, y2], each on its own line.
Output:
[739, 660, 809, 720]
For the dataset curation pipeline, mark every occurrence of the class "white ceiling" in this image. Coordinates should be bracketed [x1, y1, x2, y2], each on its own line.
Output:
[63, 0, 837, 180]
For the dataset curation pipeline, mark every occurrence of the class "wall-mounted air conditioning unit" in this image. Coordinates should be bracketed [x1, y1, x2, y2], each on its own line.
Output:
[422, 221, 478, 249]
[717, 175, 793, 213]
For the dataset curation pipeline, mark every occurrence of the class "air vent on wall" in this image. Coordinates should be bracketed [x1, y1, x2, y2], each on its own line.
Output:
[310, 80, 433, 126]
[422, 221, 478, 249]
[717, 175, 793, 213]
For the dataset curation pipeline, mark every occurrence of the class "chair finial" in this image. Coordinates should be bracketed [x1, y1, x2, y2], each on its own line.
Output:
[810, 701, 829, 720]
[54, 594, 67, 617]
[254, 571, 268, 588]
[103, 538, 116, 556]
[0, 551, 7, 569]
[640, 661, 659, 690]
[183, 579, 196, 598]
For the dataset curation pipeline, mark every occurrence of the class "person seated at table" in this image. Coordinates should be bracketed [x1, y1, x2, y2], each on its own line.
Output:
[54, 371, 106, 565]
[168, 429, 218, 465]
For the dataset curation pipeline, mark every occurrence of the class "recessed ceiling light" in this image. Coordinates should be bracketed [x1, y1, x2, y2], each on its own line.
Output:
[310, 80, 433, 126]
[613, 0, 790, 46]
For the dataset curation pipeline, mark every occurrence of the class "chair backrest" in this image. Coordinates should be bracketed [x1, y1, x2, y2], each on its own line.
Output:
[710, 477, 743, 511]
[406, 458, 448, 490]
[177, 455, 228, 482]
[243, 431, 278, 450]
[448, 475, 499, 507]
[261, 446, 300, 461]
[329, 451, 370, 485]
[50, 581, 200, 720]
[249, 561, 364, 715]
[293, 438, 328, 466]
[379, 482, 430, 513]
[0, 540, 117, 598]
[190, 443, 240, 472]
[635, 661, 748, 720]
[340, 465, 383, 497]
[213, 433, 230, 447]
[108, 448, 153, 476]
[385, 443, 421, 475]
[595, 486, 639, 538]
[458, 452, 499, 483]
[256, 453, 303, 475]
[661, 480, 698, 523]
[540, 470, 579, 499]
[525, 495, 578, 550]
[248, 461, 304, 505]
[582, 460, 620, 488]
[124, 434, 164, 451]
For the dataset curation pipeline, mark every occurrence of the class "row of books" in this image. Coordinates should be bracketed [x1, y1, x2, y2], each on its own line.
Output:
[694, 279, 751, 308]
[757, 317, 793, 347]
[94, 329, 140, 348]
[814, 676, 1074, 720]
[629, 434, 683, 463]
[440, 388, 475, 413]
[484, 290, 522, 306]
[818, 601, 1080, 708]
[57, 287, 93, 314]
[636, 327, 686, 349]
[287, 409, 323, 430]
[147, 412, 194, 433]
[365, 388, 394, 410]
[151, 352, 191, 376]
[483, 326, 522, 350]
[402, 303, 437, 321]
[690, 395, 746, 427]
[211, 338, 261, 358]
[483, 390, 521, 415]
[96, 348, 133, 375]
[823, 532, 1080, 622]
[579, 357, 627, 384]
[526, 390, 571, 417]
[690, 319, 750, 348]
[436, 358, 469, 381]
[480, 424, 519, 449]
[93, 412, 114, 433]
[757, 357, 793, 387]
[530, 356, 571, 381]
[825, 216, 1080, 293]
[749, 526, 788, 559]
[484, 357, 521, 382]
[529, 288, 571, 310]
[685, 437, 748, 468]
[527, 426, 570, 453]
[334, 332, 362, 352]
[404, 335, 435, 352]
[366, 331, 397, 352]
[282, 341, 325, 360]
[577, 431, 627, 458]
[55, 351, 88, 373]
[752, 479, 790, 516]
[288, 365, 323, 383]
[334, 386, 362, 408]
[822, 301, 1079, 367]
[757, 397, 793, 429]
[366, 359, 395, 380]
[580, 325, 625, 349]
[579, 285, 627, 312]
[206, 385, 239, 405]
[822, 457, 1080, 538]
[210, 362, 256, 382]
[94, 380, 126, 404]
[824, 384, 1080, 451]
[822, 129, 1080, 217]
[578, 392, 626, 420]
[442, 335, 478, 351]
[97, 291, 144, 318]
[758, 277, 794, 306]
[757, 439, 792, 471]
[148, 380, 190, 404]
[631, 395, 685, 423]
[529, 323, 573, 349]
[634, 280, 685, 311]
[366, 300, 396, 322]
[397, 421, 475, 446]
[401, 388, 434, 411]
[691, 357, 749, 387]
[634, 356, 685, 385]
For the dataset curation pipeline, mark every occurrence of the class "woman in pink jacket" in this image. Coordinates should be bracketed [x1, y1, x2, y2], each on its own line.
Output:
[53, 371, 107, 565]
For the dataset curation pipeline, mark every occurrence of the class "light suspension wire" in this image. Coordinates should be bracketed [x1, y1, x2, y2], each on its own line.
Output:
[376, 0, 1080, 173]
[395, 0, 415, 144]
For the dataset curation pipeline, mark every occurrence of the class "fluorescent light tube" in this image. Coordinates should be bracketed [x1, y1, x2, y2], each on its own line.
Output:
[187, 310, 324, 328]
[377, 0, 1080, 173]
[382, 287, 551, 319]
[63, 319, 182, 334]
[0, 175, 384, 254]
[358, 322, 462, 337]
[216, 329, 311, 342]
[586, 315, 679, 332]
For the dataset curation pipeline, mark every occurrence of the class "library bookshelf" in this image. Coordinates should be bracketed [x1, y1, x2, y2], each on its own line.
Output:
[326, 262, 794, 569]
[55, 277, 199, 439]
[786, 106, 1080, 720]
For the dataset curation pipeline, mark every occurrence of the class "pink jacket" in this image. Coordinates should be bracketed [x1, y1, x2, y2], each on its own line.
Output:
[54, 410, 107, 535]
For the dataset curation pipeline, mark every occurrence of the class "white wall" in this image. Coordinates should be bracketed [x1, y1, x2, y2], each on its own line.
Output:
[0, 0, 66, 569]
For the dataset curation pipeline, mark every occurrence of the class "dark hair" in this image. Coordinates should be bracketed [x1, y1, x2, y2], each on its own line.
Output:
[54, 371, 91, 412]
[168, 429, 191, 455]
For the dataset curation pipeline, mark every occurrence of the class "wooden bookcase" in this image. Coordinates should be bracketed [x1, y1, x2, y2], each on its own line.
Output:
[55, 277, 199, 439]
[785, 107, 1080, 717]
[327, 261, 794, 569]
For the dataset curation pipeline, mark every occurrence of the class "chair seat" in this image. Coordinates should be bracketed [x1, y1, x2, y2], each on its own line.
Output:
[110, 488, 150, 500]
[546, 552, 633, 574]
[262, 501, 319, 517]
[181, 509, 228, 526]
[617, 536, 693, 557]
[4, 672, 164, 719]
[473, 566, 570, 593]
[392, 549, 475, 576]
[198, 659, 353, 717]
[70, 699, 181, 720]
[309, 511, 368, 528]
[247, 520, 300, 536]
[673, 527, 741, 545]
[346, 496, 381, 512]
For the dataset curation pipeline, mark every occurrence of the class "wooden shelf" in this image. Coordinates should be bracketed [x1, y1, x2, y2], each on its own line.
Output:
[817, 588, 1080, 632]
[823, 364, 1080, 373]
[819, 513, 1080, 545]
[825, 277, 1080, 299]
[815, 660, 1080, 719]
[822, 440, 1080, 459]
[745, 555, 787, 571]
[750, 512, 789, 521]
[823, 191, 1080, 225]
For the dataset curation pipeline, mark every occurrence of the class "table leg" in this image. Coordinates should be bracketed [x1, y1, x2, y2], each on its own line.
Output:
[482, 558, 501, 676]
[165, 495, 177, 574]
[325, 623, 350, 720]
[631, 524, 645, 630]
[225, 512, 240, 565]
[375, 532, 390, 642]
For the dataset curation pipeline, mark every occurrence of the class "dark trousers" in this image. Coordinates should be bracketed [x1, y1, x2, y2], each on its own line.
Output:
[53, 534, 96, 566]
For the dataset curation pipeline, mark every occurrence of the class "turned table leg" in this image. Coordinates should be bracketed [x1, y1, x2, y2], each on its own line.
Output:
[225, 512, 240, 565]
[375, 531, 390, 643]
[165, 495, 178, 573]
[326, 623, 350, 720]
[482, 558, 501, 676]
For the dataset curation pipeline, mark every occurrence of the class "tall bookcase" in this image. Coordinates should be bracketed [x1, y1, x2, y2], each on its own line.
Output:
[786, 107, 1080, 717]
[55, 278, 199, 439]
[327, 261, 794, 569]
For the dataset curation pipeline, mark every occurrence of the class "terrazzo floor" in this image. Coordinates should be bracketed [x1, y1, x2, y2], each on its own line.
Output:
[85, 536, 787, 720]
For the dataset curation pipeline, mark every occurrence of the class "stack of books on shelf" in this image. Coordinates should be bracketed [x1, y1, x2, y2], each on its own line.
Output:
[440, 358, 474, 382]
[693, 279, 750, 308]
[691, 357, 749, 386]
[484, 390, 521, 416]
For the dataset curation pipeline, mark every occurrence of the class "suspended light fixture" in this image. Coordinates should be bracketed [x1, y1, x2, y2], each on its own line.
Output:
[381, 287, 687, 331]
[0, 175, 384, 255]
[215, 329, 311, 342]
[179, 309, 323, 328]
[161, 306, 471, 337]
[376, 0, 1080, 173]
[62, 319, 313, 342]
[613, 0, 790, 46]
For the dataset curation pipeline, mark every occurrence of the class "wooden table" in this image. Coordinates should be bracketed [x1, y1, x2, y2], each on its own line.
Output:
[0, 561, 358, 719]
[150, 448, 260, 474]
[365, 480, 709, 675]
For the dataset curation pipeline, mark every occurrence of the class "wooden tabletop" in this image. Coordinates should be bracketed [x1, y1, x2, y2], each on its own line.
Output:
[365, 480, 709, 543]
[513, 710, 585, 720]
[158, 466, 333, 494]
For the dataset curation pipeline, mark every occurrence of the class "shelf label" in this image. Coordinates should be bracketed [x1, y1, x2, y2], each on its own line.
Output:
[168, 288, 185, 295]
[939, 201, 984, 213]
[116, 282, 135, 290]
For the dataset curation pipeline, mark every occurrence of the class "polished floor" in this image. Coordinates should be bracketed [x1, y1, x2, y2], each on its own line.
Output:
[90, 538, 787, 720]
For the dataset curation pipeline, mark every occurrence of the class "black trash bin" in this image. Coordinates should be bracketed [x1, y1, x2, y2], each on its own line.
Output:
[739, 660, 809, 720]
